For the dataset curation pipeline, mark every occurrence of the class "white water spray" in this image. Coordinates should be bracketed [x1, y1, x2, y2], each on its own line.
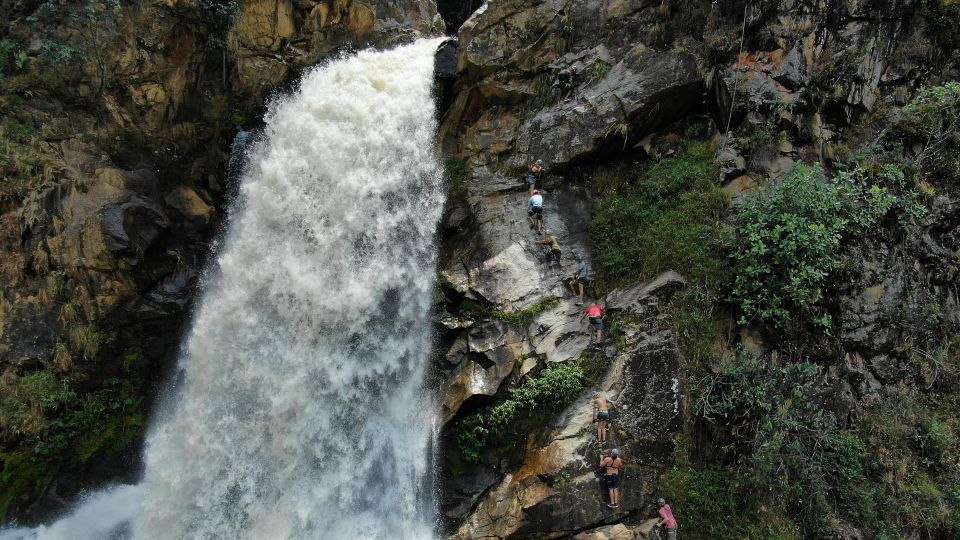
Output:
[2, 38, 446, 540]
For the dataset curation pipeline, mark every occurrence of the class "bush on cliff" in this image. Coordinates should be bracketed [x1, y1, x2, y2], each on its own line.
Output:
[589, 140, 729, 370]
[685, 356, 872, 537]
[0, 374, 144, 519]
[729, 160, 922, 329]
[456, 362, 584, 464]
[590, 141, 726, 292]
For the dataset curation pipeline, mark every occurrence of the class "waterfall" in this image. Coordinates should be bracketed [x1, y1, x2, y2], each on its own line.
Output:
[1, 38, 446, 540]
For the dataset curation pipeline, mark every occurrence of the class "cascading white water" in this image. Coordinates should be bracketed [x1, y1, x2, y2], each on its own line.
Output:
[1, 38, 446, 540]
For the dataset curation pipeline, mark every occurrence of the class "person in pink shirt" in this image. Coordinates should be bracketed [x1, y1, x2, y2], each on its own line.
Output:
[656, 497, 677, 539]
[579, 303, 605, 347]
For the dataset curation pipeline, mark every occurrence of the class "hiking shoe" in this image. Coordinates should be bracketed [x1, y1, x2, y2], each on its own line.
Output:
[607, 503, 617, 508]
[575, 301, 583, 306]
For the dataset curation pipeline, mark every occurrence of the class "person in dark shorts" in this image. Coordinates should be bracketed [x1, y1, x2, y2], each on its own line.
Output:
[599, 448, 623, 508]
[580, 303, 605, 346]
[535, 230, 562, 266]
[593, 391, 612, 442]
[567, 253, 589, 305]
[527, 189, 544, 234]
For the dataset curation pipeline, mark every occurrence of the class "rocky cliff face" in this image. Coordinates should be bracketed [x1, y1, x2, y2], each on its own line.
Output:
[432, 0, 960, 538]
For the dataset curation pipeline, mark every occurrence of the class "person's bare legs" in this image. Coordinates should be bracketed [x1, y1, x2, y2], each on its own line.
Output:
[597, 328, 604, 344]
[596, 421, 603, 441]
[577, 282, 585, 304]
[608, 487, 615, 506]
[600, 420, 607, 441]
[613, 486, 620, 506]
[568, 279, 577, 297]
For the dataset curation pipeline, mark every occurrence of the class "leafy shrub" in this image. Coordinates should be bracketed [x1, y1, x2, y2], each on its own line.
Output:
[0, 376, 144, 519]
[198, 0, 241, 49]
[729, 161, 923, 328]
[698, 356, 874, 535]
[659, 465, 802, 539]
[456, 362, 585, 463]
[0, 39, 28, 76]
[896, 82, 960, 181]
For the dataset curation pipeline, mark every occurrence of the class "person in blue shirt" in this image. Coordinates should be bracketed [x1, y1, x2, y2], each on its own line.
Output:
[527, 189, 544, 234]
[567, 252, 588, 305]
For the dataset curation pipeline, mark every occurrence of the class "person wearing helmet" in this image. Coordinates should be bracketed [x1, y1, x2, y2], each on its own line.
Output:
[656, 498, 677, 539]
[531, 158, 544, 178]
[599, 448, 623, 508]
[527, 189, 544, 234]
[567, 252, 589, 305]
[535, 229, 562, 266]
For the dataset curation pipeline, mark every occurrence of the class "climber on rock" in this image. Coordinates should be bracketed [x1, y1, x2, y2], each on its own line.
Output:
[531, 158, 544, 179]
[580, 303, 605, 347]
[567, 253, 588, 305]
[656, 498, 678, 540]
[592, 391, 616, 442]
[526, 175, 537, 194]
[535, 229, 562, 266]
[599, 448, 622, 508]
[527, 189, 544, 234]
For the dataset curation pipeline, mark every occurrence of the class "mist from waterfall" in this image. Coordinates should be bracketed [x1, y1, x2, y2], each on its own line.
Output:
[1, 38, 446, 540]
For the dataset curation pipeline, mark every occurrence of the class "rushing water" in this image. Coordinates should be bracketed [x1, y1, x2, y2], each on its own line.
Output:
[2, 38, 446, 540]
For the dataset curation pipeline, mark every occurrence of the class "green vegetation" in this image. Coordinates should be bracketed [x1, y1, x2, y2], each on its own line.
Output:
[895, 82, 960, 181]
[729, 160, 923, 328]
[0, 39, 28, 77]
[69, 323, 104, 360]
[445, 156, 468, 195]
[590, 141, 726, 292]
[659, 466, 802, 539]
[456, 362, 585, 464]
[587, 59, 612, 83]
[458, 296, 560, 327]
[198, 0, 241, 50]
[856, 392, 960, 537]
[688, 357, 870, 537]
[528, 75, 560, 114]
[0, 373, 144, 519]
[589, 141, 729, 369]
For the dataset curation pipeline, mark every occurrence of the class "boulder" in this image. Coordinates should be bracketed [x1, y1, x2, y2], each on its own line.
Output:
[509, 47, 704, 169]
[574, 520, 659, 540]
[164, 186, 215, 226]
[232, 0, 297, 52]
[529, 299, 593, 364]
[100, 194, 171, 266]
[605, 271, 686, 315]
[441, 184, 593, 310]
[440, 320, 530, 423]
